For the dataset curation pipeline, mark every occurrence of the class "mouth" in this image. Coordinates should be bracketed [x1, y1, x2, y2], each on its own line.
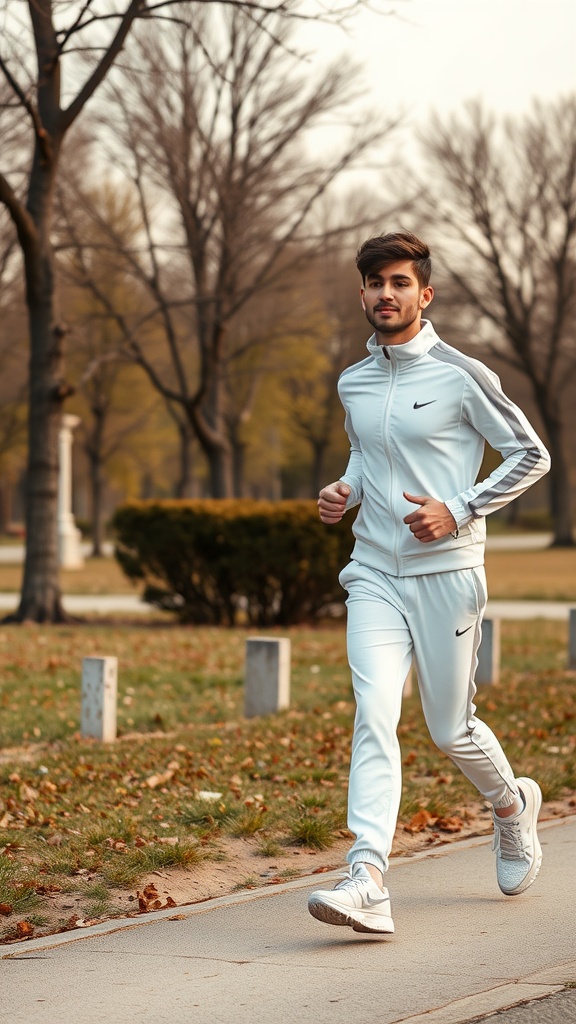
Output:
[375, 306, 398, 314]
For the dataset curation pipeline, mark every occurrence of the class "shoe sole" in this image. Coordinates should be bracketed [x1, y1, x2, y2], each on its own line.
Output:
[307, 896, 394, 934]
[499, 777, 543, 896]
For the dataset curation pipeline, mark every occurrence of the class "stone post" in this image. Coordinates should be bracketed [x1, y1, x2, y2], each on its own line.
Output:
[476, 618, 501, 685]
[245, 638, 290, 718]
[81, 657, 118, 742]
[58, 414, 84, 569]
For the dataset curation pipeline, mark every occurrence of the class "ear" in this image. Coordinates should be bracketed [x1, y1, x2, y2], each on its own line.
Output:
[360, 287, 366, 311]
[419, 285, 434, 310]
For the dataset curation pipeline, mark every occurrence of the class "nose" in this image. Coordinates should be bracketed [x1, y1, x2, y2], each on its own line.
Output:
[377, 284, 395, 303]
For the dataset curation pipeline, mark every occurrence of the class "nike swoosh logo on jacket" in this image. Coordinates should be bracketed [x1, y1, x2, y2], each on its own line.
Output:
[338, 320, 550, 577]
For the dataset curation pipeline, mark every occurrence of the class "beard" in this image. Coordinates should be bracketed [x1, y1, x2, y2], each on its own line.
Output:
[364, 303, 420, 338]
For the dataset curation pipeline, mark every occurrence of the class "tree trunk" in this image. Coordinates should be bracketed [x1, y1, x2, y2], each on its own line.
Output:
[206, 442, 234, 498]
[232, 438, 247, 498]
[0, 482, 12, 534]
[89, 452, 105, 557]
[175, 419, 196, 498]
[13, 267, 68, 621]
[186, 377, 234, 498]
[311, 440, 327, 499]
[541, 410, 574, 546]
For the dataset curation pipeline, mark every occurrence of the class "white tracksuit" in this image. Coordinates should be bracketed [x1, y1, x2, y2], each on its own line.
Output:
[336, 320, 550, 875]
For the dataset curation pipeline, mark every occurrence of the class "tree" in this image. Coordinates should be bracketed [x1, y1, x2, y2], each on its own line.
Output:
[0, 209, 28, 531]
[281, 244, 371, 494]
[71, 6, 398, 497]
[0, 0, 381, 621]
[420, 98, 576, 545]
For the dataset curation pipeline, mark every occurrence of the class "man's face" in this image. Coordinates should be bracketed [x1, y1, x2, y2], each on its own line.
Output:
[360, 260, 433, 344]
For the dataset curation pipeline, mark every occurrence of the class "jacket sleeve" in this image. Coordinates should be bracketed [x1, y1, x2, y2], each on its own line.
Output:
[339, 409, 364, 511]
[444, 370, 551, 528]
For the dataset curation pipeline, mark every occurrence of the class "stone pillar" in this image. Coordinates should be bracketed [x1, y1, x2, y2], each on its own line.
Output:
[58, 414, 84, 569]
[81, 657, 118, 742]
[245, 638, 290, 718]
[476, 618, 501, 685]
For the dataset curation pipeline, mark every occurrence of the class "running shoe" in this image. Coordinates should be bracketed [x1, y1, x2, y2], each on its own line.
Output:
[493, 777, 542, 895]
[307, 863, 394, 933]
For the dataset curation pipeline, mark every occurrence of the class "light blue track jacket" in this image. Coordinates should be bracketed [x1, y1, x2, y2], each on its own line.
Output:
[338, 320, 551, 576]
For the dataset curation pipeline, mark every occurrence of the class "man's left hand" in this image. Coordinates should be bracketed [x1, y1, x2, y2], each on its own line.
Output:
[402, 492, 457, 543]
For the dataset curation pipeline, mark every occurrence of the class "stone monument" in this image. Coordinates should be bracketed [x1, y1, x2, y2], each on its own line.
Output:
[58, 414, 84, 569]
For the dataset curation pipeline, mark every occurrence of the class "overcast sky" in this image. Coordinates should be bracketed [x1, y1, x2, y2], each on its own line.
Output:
[299, 0, 575, 126]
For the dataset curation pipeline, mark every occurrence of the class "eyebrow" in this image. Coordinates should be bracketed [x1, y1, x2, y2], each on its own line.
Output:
[367, 273, 413, 283]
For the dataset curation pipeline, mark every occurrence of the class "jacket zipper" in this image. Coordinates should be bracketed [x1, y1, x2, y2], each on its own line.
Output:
[381, 352, 401, 574]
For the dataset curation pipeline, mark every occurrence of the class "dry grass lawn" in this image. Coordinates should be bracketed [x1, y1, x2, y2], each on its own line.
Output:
[485, 548, 576, 601]
[0, 544, 575, 603]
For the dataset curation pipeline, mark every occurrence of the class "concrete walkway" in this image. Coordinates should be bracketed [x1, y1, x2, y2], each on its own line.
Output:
[1, 594, 573, 618]
[0, 535, 555, 563]
[2, 817, 575, 1024]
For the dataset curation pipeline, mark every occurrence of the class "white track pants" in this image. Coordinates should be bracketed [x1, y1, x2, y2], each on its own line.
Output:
[339, 560, 519, 875]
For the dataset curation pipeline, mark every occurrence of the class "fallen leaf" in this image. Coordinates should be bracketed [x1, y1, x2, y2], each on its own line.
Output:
[0, 903, 13, 916]
[19, 783, 39, 803]
[145, 770, 174, 790]
[16, 920, 34, 938]
[404, 809, 437, 833]
[436, 816, 464, 833]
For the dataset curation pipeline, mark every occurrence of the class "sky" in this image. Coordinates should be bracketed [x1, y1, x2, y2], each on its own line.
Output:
[298, 0, 575, 127]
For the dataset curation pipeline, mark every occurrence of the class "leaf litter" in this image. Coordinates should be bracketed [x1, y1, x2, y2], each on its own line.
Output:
[0, 619, 574, 943]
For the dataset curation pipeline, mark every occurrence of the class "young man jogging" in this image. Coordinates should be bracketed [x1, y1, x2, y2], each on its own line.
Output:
[308, 231, 551, 935]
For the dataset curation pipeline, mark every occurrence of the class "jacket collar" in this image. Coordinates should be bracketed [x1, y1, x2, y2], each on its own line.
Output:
[366, 319, 439, 365]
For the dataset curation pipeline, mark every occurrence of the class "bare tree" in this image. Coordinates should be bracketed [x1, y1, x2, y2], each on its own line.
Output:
[0, 0, 382, 621]
[281, 241, 373, 494]
[70, 7, 399, 497]
[0, 209, 27, 530]
[420, 98, 576, 545]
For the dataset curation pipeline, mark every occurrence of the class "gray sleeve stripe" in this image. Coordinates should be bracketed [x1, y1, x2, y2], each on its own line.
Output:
[428, 342, 547, 515]
[469, 449, 541, 514]
[428, 342, 536, 449]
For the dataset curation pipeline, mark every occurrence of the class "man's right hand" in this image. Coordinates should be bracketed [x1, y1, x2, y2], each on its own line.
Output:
[318, 481, 351, 524]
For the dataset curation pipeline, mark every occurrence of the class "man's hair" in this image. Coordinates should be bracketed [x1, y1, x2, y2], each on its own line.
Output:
[356, 231, 431, 287]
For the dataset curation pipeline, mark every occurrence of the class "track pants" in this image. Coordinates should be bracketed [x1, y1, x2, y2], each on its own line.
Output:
[339, 560, 520, 875]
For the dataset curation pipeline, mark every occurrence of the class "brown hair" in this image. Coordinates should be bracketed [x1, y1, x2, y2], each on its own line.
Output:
[356, 231, 431, 287]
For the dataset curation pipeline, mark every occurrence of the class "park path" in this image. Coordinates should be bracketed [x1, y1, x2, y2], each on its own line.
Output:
[2, 816, 575, 1024]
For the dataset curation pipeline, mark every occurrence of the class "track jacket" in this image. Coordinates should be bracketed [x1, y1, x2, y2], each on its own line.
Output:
[338, 319, 550, 576]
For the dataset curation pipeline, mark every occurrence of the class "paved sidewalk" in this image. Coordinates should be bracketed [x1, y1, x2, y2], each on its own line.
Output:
[2, 817, 575, 1024]
[0, 591, 572, 618]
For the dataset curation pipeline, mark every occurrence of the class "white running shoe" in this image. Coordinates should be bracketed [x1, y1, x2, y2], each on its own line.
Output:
[307, 863, 394, 933]
[493, 777, 542, 896]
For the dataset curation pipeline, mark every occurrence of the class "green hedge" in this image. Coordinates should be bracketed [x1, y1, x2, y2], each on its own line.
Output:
[112, 500, 356, 626]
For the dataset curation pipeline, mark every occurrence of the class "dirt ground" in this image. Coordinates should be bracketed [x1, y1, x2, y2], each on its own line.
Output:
[8, 796, 574, 944]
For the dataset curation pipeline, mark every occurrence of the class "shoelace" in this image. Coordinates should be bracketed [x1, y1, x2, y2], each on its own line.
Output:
[495, 816, 528, 860]
[335, 871, 368, 893]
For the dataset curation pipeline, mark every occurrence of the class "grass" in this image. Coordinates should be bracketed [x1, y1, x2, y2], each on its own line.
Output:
[0, 544, 575, 604]
[0, 556, 137, 596]
[485, 548, 576, 601]
[0, 614, 575, 941]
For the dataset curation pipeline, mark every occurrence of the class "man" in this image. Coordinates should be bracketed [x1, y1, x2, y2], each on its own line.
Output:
[307, 231, 551, 936]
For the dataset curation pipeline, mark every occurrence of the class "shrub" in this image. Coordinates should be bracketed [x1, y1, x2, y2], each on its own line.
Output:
[112, 499, 355, 626]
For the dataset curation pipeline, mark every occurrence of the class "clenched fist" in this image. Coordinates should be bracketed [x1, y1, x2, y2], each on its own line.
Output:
[318, 481, 351, 524]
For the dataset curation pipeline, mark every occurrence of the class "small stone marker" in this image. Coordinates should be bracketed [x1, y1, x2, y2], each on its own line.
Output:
[81, 656, 118, 741]
[245, 638, 290, 718]
[569, 608, 576, 670]
[476, 618, 500, 685]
